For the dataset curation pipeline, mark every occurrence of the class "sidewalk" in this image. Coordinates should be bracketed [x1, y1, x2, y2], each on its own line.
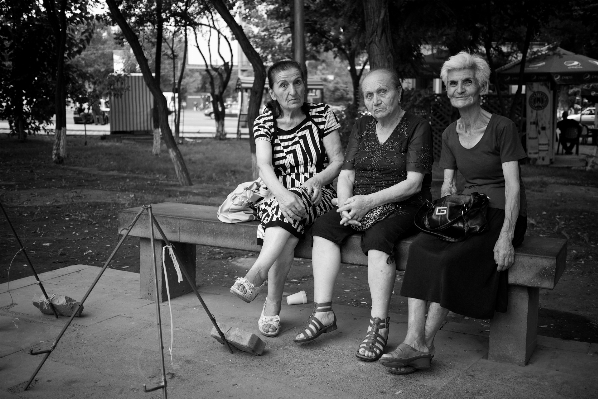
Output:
[1, 265, 597, 398]
[0, 120, 250, 139]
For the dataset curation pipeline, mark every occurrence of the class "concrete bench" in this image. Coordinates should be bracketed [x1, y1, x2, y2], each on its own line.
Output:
[118, 202, 567, 366]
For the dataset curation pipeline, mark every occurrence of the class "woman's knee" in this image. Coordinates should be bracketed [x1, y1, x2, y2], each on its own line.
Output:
[367, 249, 394, 266]
[313, 235, 338, 250]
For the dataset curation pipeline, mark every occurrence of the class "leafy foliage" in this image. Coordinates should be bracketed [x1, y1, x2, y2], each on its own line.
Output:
[0, 0, 98, 137]
[0, 0, 56, 134]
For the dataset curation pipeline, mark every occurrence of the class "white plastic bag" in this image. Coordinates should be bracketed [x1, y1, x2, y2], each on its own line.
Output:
[217, 179, 271, 223]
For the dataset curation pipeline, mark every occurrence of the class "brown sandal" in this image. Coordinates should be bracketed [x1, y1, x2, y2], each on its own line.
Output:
[355, 316, 389, 362]
[294, 302, 337, 343]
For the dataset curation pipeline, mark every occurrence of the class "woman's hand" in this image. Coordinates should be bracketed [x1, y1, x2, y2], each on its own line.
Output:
[337, 195, 374, 223]
[494, 234, 515, 271]
[302, 177, 323, 205]
[277, 190, 306, 222]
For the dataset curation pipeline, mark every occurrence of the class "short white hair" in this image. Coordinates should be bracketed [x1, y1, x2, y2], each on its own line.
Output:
[440, 51, 491, 89]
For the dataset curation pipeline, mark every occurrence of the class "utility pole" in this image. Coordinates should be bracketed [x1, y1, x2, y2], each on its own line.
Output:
[293, 0, 307, 87]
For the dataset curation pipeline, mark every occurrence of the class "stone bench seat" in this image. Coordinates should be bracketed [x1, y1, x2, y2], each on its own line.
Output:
[118, 202, 567, 366]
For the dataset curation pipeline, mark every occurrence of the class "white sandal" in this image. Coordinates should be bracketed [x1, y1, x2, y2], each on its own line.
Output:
[230, 277, 264, 303]
[258, 299, 281, 337]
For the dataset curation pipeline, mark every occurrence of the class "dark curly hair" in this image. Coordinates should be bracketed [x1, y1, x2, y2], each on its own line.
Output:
[265, 60, 309, 119]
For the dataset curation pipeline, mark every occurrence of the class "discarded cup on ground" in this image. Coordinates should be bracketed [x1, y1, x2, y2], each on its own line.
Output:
[286, 290, 307, 305]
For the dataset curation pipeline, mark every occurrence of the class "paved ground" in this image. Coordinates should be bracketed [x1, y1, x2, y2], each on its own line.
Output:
[0, 110, 250, 139]
[1, 264, 597, 399]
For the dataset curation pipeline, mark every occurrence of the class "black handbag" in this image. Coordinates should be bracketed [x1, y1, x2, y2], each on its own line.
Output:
[414, 192, 490, 242]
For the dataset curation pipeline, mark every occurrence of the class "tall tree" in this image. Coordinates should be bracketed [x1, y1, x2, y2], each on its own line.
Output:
[0, 0, 55, 140]
[43, 0, 68, 163]
[106, 0, 192, 186]
[191, 18, 234, 140]
[116, 0, 169, 155]
[211, 0, 266, 175]
[363, 0, 394, 69]
[43, 0, 93, 163]
[153, 0, 165, 154]
[172, 0, 191, 142]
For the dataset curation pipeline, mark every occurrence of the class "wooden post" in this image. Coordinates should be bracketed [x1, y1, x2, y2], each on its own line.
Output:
[293, 0, 307, 86]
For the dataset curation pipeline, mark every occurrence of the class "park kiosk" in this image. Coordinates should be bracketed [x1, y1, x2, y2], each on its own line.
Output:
[109, 73, 153, 135]
[498, 46, 598, 164]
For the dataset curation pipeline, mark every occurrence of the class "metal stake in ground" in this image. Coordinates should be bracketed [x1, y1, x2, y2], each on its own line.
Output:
[24, 206, 146, 391]
[150, 213, 234, 354]
[143, 205, 168, 399]
[0, 201, 59, 319]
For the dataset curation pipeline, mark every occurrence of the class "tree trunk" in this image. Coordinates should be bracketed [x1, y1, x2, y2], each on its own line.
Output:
[211, 0, 265, 178]
[509, 20, 534, 120]
[52, 128, 66, 164]
[174, 11, 189, 144]
[152, 127, 161, 152]
[59, 127, 67, 158]
[107, 0, 192, 186]
[362, 0, 393, 69]
[44, 0, 68, 164]
[16, 115, 26, 142]
[215, 118, 225, 139]
[152, 0, 163, 156]
[213, 95, 227, 140]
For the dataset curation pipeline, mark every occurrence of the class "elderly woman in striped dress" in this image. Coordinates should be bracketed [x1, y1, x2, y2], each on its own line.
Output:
[230, 60, 344, 337]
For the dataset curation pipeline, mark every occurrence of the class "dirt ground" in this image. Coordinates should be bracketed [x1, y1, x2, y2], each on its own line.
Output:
[1, 136, 598, 344]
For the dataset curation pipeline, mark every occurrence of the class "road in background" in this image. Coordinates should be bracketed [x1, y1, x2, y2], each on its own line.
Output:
[0, 107, 250, 138]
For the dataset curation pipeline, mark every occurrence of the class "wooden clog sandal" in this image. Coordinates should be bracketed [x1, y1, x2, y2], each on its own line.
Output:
[293, 302, 337, 343]
[355, 316, 390, 362]
[230, 277, 265, 303]
[379, 342, 433, 369]
[386, 345, 436, 375]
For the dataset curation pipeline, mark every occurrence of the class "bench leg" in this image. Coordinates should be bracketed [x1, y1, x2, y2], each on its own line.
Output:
[488, 286, 539, 365]
[139, 238, 197, 302]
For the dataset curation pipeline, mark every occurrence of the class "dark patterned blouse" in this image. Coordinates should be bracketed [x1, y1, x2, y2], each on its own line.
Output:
[343, 113, 434, 205]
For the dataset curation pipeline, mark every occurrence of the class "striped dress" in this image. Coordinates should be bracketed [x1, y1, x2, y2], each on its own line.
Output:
[253, 103, 340, 244]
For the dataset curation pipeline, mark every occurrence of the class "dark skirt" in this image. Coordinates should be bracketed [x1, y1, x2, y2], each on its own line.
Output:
[400, 208, 527, 319]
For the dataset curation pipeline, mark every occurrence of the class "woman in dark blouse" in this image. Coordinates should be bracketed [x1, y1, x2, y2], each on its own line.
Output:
[380, 52, 527, 375]
[294, 69, 434, 363]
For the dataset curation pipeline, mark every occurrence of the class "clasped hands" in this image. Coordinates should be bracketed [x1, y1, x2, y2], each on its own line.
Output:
[278, 177, 322, 222]
[336, 195, 374, 227]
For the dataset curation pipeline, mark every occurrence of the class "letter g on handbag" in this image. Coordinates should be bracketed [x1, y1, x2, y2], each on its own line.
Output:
[414, 192, 490, 242]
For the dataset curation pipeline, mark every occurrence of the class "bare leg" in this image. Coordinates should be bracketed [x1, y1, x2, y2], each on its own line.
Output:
[244, 227, 294, 286]
[260, 236, 299, 334]
[402, 298, 429, 353]
[383, 299, 448, 366]
[358, 250, 395, 358]
[423, 302, 449, 349]
[294, 236, 340, 340]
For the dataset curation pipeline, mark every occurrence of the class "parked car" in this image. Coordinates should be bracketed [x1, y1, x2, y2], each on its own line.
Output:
[204, 104, 240, 119]
[73, 98, 109, 125]
[73, 108, 94, 124]
[568, 107, 595, 126]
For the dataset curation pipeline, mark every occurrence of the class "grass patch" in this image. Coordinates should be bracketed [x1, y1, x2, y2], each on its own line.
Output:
[1, 135, 254, 186]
